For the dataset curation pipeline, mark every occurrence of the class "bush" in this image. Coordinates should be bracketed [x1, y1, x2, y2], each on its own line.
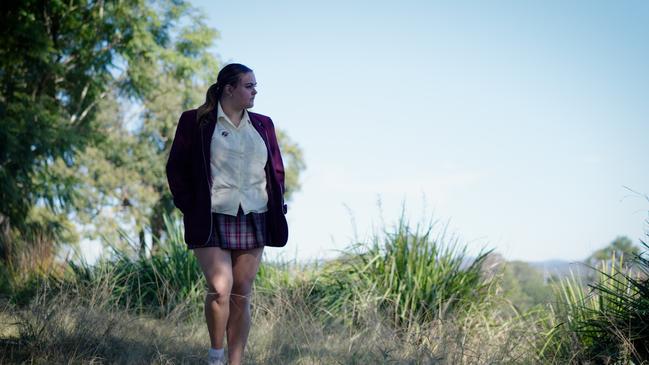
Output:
[305, 214, 493, 329]
[543, 243, 649, 363]
[67, 215, 204, 317]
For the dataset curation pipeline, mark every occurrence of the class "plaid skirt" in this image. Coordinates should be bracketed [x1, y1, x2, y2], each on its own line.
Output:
[189, 207, 267, 250]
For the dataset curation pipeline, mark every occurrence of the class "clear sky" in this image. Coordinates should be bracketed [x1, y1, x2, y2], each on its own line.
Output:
[188, 0, 649, 263]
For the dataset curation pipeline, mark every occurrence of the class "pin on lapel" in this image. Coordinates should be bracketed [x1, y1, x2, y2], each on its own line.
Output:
[221, 131, 229, 137]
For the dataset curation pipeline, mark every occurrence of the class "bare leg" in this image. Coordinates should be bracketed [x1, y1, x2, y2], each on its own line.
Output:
[227, 247, 264, 365]
[193, 247, 233, 350]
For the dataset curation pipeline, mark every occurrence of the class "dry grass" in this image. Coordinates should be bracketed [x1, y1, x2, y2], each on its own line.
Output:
[245, 284, 544, 364]
[0, 213, 557, 364]
[0, 286, 208, 364]
[0, 280, 546, 365]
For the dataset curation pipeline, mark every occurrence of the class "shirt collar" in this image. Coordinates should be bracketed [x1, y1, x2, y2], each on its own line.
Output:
[217, 102, 250, 130]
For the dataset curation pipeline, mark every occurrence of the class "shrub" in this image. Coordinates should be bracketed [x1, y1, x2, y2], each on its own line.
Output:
[307, 214, 493, 329]
[543, 243, 649, 363]
[68, 214, 204, 317]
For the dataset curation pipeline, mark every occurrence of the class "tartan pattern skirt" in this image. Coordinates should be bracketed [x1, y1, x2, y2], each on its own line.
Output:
[188, 207, 267, 250]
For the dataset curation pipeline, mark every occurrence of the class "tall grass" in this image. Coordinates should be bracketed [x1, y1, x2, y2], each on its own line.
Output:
[54, 211, 493, 331]
[67, 215, 205, 317]
[0, 211, 553, 363]
[356, 216, 492, 326]
[542, 244, 649, 363]
[1, 265, 544, 364]
[0, 279, 208, 364]
[303, 215, 493, 329]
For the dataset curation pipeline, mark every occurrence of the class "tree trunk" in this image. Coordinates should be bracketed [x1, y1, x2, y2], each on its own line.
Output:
[0, 213, 13, 266]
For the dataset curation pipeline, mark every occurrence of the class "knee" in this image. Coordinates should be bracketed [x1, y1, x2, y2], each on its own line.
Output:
[231, 281, 254, 306]
[206, 277, 232, 304]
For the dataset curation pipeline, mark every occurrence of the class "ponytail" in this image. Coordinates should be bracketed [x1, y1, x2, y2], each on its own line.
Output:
[196, 63, 253, 125]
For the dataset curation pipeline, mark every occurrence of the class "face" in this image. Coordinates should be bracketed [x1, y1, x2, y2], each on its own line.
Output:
[227, 72, 257, 109]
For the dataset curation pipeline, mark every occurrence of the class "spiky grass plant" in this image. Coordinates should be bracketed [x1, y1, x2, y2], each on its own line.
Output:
[68, 214, 204, 317]
[578, 243, 649, 362]
[543, 243, 649, 363]
[305, 214, 493, 329]
[355, 216, 492, 327]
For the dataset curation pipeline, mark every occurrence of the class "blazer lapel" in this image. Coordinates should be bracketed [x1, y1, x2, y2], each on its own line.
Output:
[200, 111, 217, 186]
[250, 115, 268, 145]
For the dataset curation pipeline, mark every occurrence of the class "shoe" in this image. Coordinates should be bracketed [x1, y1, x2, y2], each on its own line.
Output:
[207, 355, 225, 365]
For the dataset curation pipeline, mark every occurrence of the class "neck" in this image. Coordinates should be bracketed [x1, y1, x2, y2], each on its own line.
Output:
[220, 100, 244, 127]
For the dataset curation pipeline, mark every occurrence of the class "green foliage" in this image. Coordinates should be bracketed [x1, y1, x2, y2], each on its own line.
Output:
[500, 260, 554, 311]
[1, 267, 543, 364]
[542, 245, 649, 363]
[46, 211, 493, 332]
[11, 209, 649, 363]
[579, 246, 649, 362]
[587, 235, 640, 264]
[305, 215, 494, 328]
[254, 259, 302, 294]
[0, 0, 218, 266]
[1, 211, 545, 364]
[2, 0, 184, 230]
[49, 88, 176, 250]
[360, 219, 492, 325]
[68, 214, 204, 316]
[257, 215, 496, 331]
[276, 129, 306, 201]
[0, 0, 306, 265]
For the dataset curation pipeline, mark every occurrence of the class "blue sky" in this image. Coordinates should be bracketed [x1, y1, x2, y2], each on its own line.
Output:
[188, 0, 648, 263]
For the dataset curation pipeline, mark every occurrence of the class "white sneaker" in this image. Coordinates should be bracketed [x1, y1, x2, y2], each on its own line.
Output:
[207, 355, 225, 365]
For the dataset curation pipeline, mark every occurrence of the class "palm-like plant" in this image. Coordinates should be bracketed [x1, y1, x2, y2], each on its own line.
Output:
[543, 242, 649, 363]
[578, 242, 649, 362]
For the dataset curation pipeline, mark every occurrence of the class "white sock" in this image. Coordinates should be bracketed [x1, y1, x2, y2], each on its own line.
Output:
[208, 348, 224, 358]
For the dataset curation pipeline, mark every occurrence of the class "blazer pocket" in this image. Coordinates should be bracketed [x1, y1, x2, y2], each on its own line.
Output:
[174, 192, 194, 214]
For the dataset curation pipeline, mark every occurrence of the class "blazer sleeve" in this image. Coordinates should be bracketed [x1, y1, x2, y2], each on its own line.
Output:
[166, 111, 194, 214]
[266, 118, 286, 195]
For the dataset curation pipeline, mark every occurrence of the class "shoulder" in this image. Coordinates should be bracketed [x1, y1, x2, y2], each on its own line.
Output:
[177, 109, 199, 129]
[248, 111, 274, 127]
[180, 108, 198, 122]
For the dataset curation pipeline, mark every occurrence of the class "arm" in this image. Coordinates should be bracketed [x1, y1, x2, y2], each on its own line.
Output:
[266, 118, 286, 194]
[166, 111, 194, 214]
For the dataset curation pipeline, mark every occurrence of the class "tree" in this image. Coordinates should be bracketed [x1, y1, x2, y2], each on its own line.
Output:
[501, 260, 554, 310]
[1, 0, 176, 266]
[1, 0, 306, 266]
[276, 129, 306, 201]
[587, 236, 639, 263]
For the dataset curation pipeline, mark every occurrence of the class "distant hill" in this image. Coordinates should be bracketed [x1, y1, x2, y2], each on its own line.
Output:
[527, 259, 591, 280]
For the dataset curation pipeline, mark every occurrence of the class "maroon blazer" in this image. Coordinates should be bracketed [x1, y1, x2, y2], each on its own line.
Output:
[166, 108, 288, 247]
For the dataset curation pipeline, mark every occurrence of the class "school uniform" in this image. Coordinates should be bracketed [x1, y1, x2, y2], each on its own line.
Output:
[166, 105, 288, 249]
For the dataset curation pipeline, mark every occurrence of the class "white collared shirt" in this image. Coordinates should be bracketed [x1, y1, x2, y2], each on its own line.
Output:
[209, 103, 268, 215]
